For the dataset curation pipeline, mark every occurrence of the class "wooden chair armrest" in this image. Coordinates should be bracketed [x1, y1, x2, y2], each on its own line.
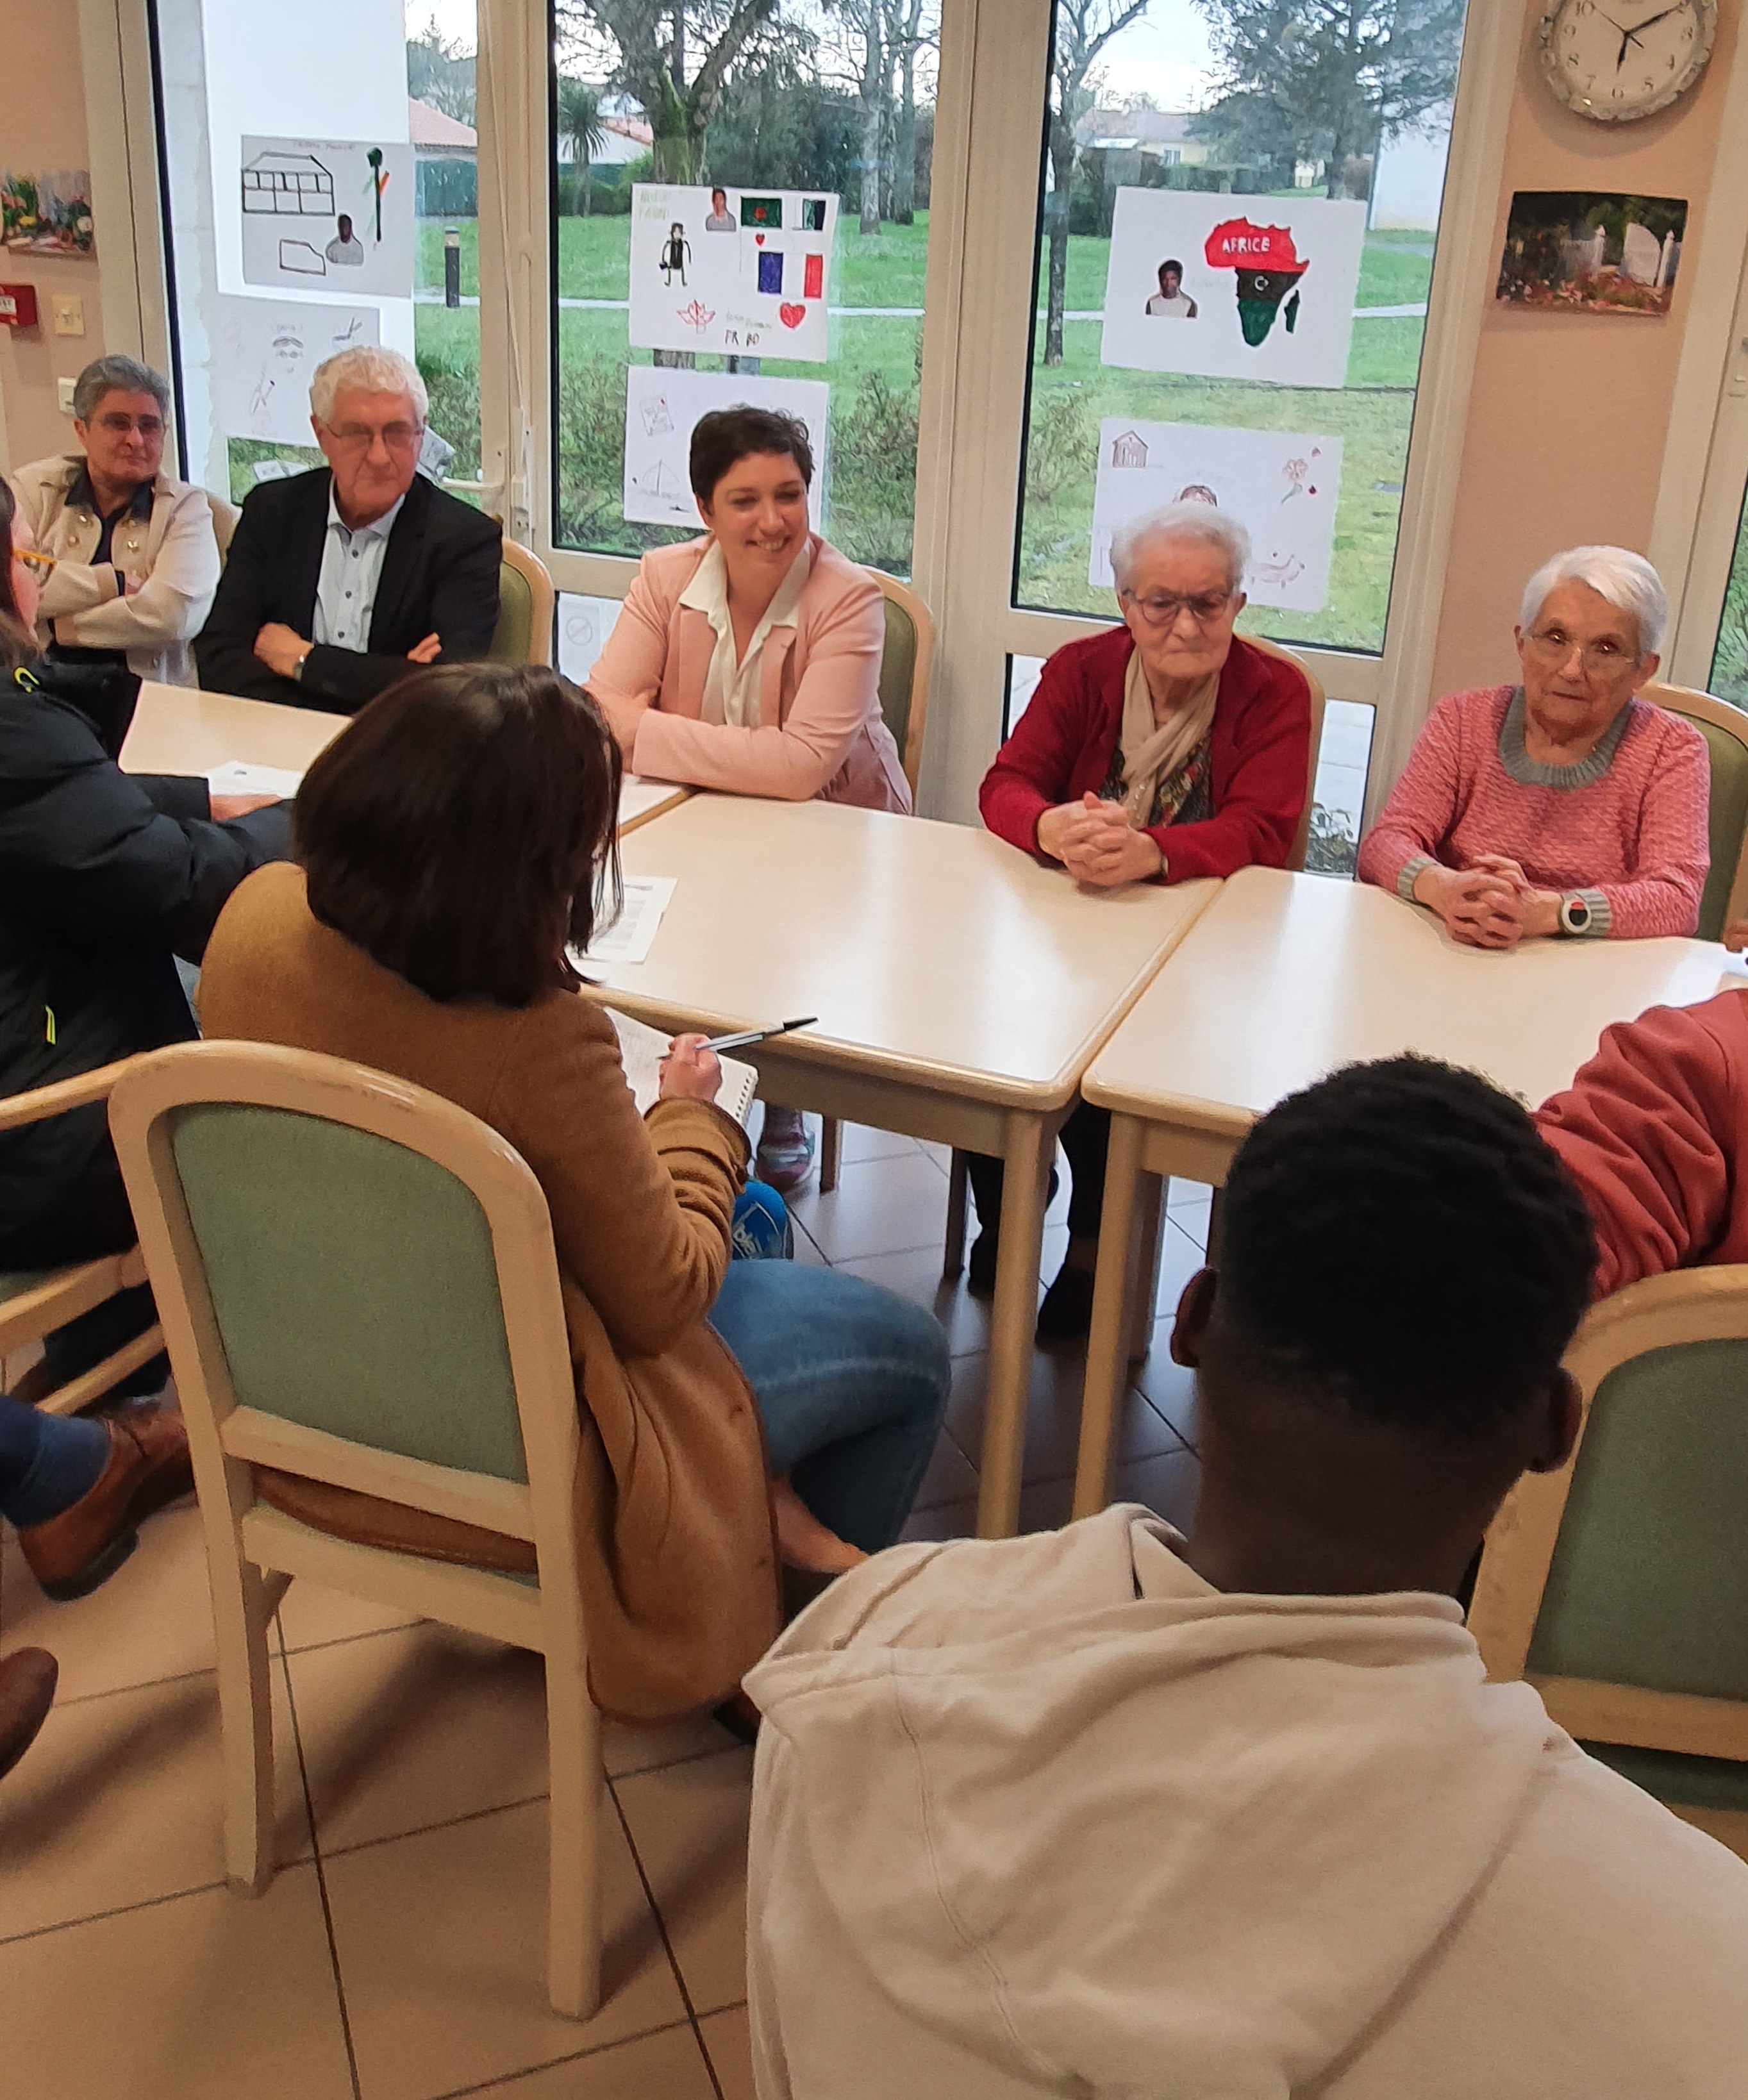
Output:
[0, 1056, 145, 1134]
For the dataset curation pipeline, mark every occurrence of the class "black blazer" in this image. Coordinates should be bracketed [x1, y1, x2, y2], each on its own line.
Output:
[192, 468, 503, 713]
[0, 657, 290, 1243]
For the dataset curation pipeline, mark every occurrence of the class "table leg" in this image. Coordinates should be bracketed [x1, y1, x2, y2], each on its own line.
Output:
[943, 1149, 970, 1278]
[974, 1112, 1055, 1538]
[1072, 1113, 1144, 1521]
[1126, 1171, 1165, 1363]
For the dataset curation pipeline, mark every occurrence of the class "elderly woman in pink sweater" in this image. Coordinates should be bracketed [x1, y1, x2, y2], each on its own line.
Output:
[587, 404, 910, 1190]
[1358, 547, 1708, 945]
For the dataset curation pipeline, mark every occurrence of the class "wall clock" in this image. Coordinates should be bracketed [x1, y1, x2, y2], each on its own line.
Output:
[1536, 0, 1716, 121]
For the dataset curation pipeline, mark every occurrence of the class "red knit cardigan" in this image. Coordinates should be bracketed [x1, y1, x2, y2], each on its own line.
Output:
[978, 627, 1313, 883]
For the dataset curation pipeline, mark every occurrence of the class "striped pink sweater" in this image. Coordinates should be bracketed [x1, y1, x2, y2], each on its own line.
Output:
[1357, 685, 1710, 939]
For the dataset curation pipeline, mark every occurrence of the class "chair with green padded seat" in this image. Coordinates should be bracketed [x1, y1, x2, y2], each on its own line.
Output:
[488, 538, 556, 668]
[107, 1039, 603, 2019]
[0, 1058, 163, 1415]
[1469, 1265, 1748, 1862]
[1645, 681, 1748, 942]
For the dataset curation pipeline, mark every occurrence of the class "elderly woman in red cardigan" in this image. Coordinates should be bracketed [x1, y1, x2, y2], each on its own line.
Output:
[974, 501, 1312, 1340]
[1358, 547, 1708, 947]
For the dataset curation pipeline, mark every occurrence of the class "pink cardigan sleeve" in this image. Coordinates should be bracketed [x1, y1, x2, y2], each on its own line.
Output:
[1588, 718, 1710, 939]
[585, 558, 671, 712]
[1356, 693, 1469, 899]
[629, 569, 885, 800]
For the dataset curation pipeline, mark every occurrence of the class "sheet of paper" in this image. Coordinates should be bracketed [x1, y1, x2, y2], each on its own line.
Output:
[1089, 417, 1344, 615]
[206, 760, 304, 801]
[208, 296, 379, 446]
[623, 366, 829, 528]
[240, 136, 415, 297]
[1099, 188, 1366, 390]
[571, 876, 676, 968]
[606, 1008, 759, 1126]
[628, 183, 838, 362]
[617, 776, 681, 828]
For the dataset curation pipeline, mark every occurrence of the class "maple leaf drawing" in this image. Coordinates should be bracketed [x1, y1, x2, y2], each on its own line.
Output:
[678, 300, 716, 333]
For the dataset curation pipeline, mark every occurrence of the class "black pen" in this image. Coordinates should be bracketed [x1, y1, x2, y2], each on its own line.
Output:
[701, 1016, 819, 1053]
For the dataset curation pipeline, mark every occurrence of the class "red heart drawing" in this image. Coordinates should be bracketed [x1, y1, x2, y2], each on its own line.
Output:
[754, 233, 765, 246]
[779, 303, 806, 329]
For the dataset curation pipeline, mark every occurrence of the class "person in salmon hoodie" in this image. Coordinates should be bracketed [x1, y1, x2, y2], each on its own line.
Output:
[744, 1056, 1748, 2100]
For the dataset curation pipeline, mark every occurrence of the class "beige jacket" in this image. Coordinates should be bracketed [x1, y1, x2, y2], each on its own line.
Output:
[745, 1505, 1748, 2098]
[10, 453, 222, 686]
[199, 862, 781, 1722]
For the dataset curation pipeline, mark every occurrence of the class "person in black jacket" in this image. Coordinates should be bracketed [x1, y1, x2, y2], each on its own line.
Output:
[0, 478, 291, 1385]
[192, 346, 501, 714]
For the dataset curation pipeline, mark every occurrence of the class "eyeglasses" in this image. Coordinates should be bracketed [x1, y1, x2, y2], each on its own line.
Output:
[1525, 626, 1638, 676]
[92, 413, 164, 439]
[1120, 587, 1234, 629]
[323, 421, 426, 454]
[12, 547, 56, 575]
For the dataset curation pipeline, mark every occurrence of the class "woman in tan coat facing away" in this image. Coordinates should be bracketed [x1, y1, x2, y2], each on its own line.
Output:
[197, 663, 949, 1721]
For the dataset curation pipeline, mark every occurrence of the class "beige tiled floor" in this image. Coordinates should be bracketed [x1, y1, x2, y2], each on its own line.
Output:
[0, 1125, 1207, 2099]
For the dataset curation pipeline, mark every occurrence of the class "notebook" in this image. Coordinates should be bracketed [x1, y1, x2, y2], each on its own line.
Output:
[608, 1008, 760, 1128]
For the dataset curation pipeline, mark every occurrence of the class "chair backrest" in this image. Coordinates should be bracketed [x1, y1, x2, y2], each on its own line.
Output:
[1644, 681, 1748, 941]
[490, 539, 556, 669]
[1470, 1264, 1748, 1772]
[108, 1041, 581, 1549]
[869, 569, 936, 799]
[206, 489, 241, 561]
[1242, 633, 1327, 872]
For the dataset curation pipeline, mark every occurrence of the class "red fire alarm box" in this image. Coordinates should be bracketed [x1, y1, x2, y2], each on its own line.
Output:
[0, 285, 39, 328]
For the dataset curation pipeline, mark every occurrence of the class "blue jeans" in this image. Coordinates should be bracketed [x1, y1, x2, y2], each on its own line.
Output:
[0, 1395, 111, 1528]
[708, 1263, 951, 1554]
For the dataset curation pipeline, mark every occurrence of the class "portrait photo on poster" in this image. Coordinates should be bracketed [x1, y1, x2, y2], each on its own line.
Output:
[623, 366, 830, 528]
[1090, 418, 1344, 615]
[208, 297, 380, 446]
[240, 137, 415, 298]
[1100, 189, 1367, 389]
[628, 183, 838, 362]
[1495, 192, 1686, 316]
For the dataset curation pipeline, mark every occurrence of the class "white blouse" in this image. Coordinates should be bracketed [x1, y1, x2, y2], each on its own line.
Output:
[677, 538, 813, 728]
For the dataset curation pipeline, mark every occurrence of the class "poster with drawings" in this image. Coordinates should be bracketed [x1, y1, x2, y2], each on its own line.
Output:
[627, 184, 838, 362]
[208, 297, 379, 445]
[1089, 419, 1344, 615]
[240, 137, 414, 297]
[1100, 189, 1366, 390]
[624, 366, 829, 528]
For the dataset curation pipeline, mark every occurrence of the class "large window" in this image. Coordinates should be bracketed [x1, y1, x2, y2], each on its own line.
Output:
[548, 3, 939, 578]
[1709, 487, 1748, 706]
[1015, 0, 1470, 656]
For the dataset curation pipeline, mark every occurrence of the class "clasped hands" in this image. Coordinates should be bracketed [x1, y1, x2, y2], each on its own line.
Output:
[252, 624, 442, 680]
[1413, 854, 1563, 950]
[1036, 792, 1165, 888]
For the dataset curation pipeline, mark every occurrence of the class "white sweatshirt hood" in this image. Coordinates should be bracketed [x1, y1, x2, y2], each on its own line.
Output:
[745, 1505, 1572, 2100]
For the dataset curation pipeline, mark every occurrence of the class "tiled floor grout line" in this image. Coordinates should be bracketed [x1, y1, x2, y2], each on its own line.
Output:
[420, 2015, 710, 2100]
[276, 1631, 366, 2100]
[603, 1773, 726, 2099]
[0, 1874, 229, 1947]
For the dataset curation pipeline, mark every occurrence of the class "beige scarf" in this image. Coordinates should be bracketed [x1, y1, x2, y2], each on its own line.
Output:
[1117, 648, 1220, 826]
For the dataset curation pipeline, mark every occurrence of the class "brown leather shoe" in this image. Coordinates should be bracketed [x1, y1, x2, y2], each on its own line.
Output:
[0, 1648, 58, 1779]
[17, 1403, 194, 1603]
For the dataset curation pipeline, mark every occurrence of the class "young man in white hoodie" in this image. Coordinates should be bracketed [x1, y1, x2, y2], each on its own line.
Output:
[745, 1055, 1748, 2099]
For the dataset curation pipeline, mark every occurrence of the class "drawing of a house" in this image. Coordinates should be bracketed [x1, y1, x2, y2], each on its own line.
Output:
[243, 151, 335, 217]
[1109, 429, 1149, 468]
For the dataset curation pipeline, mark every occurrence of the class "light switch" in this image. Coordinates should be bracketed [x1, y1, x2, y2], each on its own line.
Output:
[51, 294, 84, 337]
[57, 376, 78, 415]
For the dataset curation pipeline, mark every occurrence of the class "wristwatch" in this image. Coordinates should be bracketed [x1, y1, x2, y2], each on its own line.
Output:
[1558, 893, 1592, 937]
[292, 647, 311, 684]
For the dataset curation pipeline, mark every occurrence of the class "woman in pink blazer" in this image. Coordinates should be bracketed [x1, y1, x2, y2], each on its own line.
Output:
[587, 406, 911, 1188]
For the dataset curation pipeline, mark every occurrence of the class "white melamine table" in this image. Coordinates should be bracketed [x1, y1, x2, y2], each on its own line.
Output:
[121, 682, 688, 835]
[1072, 865, 1739, 1517]
[595, 793, 1220, 1536]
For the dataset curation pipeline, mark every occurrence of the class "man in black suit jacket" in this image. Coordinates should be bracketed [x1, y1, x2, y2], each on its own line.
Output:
[193, 347, 501, 713]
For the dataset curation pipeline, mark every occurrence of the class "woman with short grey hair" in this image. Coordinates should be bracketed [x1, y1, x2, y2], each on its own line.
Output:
[1359, 544, 1709, 946]
[8, 353, 220, 686]
[974, 498, 1315, 1340]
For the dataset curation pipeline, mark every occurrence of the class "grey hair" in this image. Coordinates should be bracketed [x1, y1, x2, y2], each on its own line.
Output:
[309, 346, 428, 426]
[1519, 545, 1667, 658]
[72, 355, 171, 423]
[1110, 501, 1251, 596]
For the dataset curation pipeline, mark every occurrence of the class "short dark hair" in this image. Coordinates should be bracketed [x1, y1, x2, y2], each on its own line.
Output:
[1219, 1056, 1597, 1440]
[1160, 259, 1183, 279]
[295, 663, 622, 1007]
[689, 406, 813, 505]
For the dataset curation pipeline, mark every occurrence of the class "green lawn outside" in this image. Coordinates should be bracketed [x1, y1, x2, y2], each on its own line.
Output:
[410, 210, 1436, 633]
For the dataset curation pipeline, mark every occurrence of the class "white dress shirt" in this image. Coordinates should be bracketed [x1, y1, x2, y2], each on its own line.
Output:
[312, 488, 404, 653]
[678, 538, 813, 728]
